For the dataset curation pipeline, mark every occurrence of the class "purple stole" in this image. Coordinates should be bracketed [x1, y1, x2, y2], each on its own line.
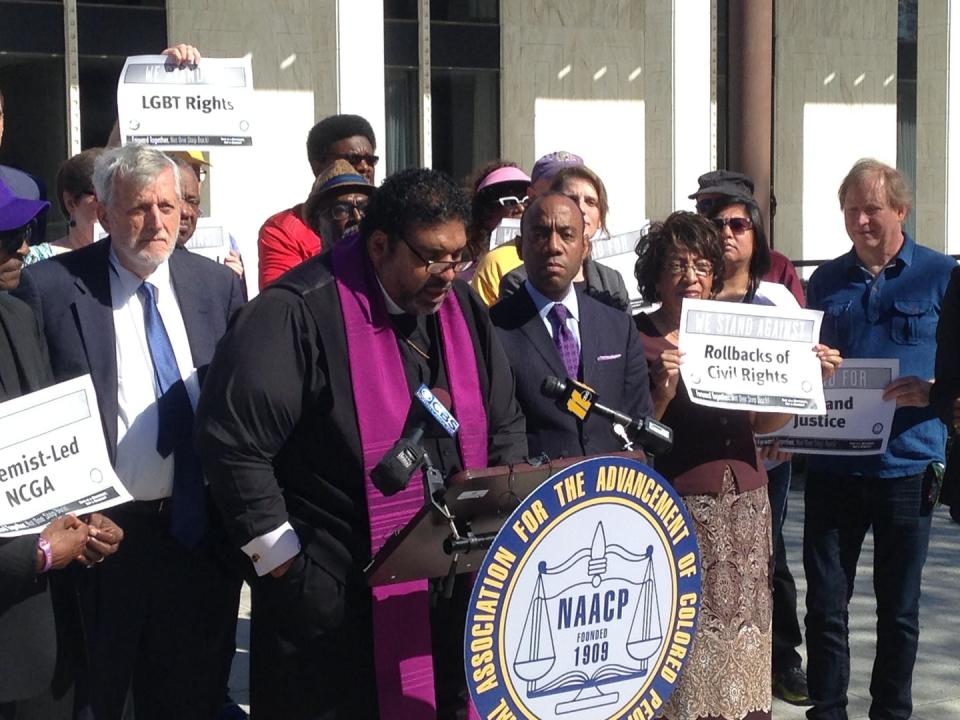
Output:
[333, 234, 486, 719]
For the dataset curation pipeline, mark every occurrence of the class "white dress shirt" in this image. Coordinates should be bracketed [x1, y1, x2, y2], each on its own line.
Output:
[110, 249, 200, 500]
[523, 279, 582, 348]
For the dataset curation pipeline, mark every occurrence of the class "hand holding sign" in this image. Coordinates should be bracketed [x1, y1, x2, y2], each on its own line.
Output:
[161, 43, 202, 67]
[815, 344, 843, 381]
[41, 515, 90, 571]
[79, 513, 124, 566]
[882, 376, 932, 408]
[651, 348, 683, 418]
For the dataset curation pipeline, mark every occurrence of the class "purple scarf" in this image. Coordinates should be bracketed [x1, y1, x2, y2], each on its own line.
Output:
[333, 233, 486, 718]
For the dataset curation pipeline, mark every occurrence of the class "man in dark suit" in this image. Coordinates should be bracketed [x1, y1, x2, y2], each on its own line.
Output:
[16, 144, 245, 720]
[491, 193, 653, 459]
[0, 179, 123, 719]
[195, 167, 527, 719]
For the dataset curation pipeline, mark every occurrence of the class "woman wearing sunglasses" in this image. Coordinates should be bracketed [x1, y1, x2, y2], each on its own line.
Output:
[706, 193, 817, 707]
[464, 162, 530, 280]
[708, 197, 798, 308]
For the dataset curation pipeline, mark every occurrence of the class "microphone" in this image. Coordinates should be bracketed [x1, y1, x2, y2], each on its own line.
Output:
[541, 376, 674, 455]
[370, 385, 459, 496]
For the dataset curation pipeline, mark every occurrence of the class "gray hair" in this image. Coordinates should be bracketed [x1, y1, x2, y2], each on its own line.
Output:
[93, 144, 181, 207]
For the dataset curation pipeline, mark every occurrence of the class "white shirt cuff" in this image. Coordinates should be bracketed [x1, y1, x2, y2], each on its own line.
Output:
[242, 522, 301, 576]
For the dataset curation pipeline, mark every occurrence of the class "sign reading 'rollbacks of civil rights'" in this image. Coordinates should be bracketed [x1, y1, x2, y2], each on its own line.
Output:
[678, 298, 826, 415]
[117, 55, 254, 149]
[757, 358, 899, 455]
[0, 376, 131, 537]
[465, 457, 701, 720]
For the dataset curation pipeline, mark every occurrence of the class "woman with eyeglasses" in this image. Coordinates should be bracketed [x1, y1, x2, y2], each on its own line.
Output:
[633, 212, 839, 720]
[24, 148, 104, 266]
[706, 193, 817, 705]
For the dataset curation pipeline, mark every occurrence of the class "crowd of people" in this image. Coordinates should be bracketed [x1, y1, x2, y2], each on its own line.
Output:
[0, 44, 957, 720]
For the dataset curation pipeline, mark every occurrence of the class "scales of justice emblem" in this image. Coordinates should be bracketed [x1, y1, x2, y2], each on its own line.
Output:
[465, 457, 701, 720]
[511, 520, 665, 715]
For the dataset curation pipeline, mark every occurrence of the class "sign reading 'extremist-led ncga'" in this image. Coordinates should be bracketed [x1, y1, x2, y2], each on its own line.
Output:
[678, 298, 826, 414]
[465, 457, 701, 720]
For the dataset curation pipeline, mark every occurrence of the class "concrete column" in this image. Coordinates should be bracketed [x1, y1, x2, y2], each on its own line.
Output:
[336, 0, 386, 171]
[726, 0, 773, 239]
[672, 0, 713, 212]
[645, 0, 712, 220]
[915, 0, 949, 253]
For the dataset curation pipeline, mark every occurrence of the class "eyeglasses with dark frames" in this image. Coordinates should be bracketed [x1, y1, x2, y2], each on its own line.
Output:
[330, 152, 380, 168]
[397, 234, 473, 275]
[328, 200, 369, 221]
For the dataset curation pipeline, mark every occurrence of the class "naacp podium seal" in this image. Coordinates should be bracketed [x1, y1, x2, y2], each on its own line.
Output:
[465, 456, 701, 719]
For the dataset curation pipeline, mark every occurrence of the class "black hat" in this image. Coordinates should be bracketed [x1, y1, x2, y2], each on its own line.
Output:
[688, 170, 755, 201]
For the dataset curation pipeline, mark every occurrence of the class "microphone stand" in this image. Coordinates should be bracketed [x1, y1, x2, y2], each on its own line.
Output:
[420, 449, 498, 598]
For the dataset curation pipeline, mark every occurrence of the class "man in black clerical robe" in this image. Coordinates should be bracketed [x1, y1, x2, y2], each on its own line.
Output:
[195, 168, 527, 720]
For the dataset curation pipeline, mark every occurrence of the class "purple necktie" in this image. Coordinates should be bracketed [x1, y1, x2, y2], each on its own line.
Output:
[549, 303, 580, 379]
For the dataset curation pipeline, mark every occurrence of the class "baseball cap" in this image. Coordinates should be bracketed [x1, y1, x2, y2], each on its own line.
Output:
[0, 179, 49, 232]
[530, 151, 584, 185]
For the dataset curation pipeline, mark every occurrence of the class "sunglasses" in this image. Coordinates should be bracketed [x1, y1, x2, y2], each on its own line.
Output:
[331, 152, 379, 168]
[497, 195, 529, 209]
[397, 234, 473, 275]
[712, 217, 754, 235]
[329, 200, 368, 221]
[0, 220, 34, 255]
[667, 258, 714, 278]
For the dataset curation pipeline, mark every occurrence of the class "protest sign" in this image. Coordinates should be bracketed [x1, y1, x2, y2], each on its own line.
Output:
[117, 55, 254, 149]
[678, 298, 825, 414]
[757, 358, 898, 455]
[183, 218, 234, 264]
[0, 376, 131, 537]
[489, 218, 521, 250]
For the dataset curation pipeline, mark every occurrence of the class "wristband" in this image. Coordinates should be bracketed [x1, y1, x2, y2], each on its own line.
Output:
[37, 536, 53, 573]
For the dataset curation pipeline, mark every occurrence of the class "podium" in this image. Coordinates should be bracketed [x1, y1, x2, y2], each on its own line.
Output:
[364, 451, 645, 586]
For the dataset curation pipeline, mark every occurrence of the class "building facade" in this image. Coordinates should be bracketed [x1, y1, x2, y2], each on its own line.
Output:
[0, 0, 950, 296]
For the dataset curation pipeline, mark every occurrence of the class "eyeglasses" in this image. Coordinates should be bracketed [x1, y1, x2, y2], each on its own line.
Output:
[328, 200, 368, 221]
[331, 152, 379, 168]
[712, 216, 753, 235]
[397, 234, 473, 275]
[667, 258, 714, 278]
[497, 195, 529, 209]
[0, 220, 33, 255]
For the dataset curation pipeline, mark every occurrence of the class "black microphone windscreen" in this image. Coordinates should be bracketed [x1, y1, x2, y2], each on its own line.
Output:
[541, 376, 566, 399]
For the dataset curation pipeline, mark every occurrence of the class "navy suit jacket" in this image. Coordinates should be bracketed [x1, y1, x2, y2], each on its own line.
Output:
[490, 285, 653, 459]
[15, 240, 245, 463]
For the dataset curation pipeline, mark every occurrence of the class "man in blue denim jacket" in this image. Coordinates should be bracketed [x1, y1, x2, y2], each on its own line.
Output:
[804, 159, 955, 720]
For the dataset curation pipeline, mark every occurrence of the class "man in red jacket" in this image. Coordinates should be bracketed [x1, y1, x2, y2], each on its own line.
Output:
[257, 114, 377, 289]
